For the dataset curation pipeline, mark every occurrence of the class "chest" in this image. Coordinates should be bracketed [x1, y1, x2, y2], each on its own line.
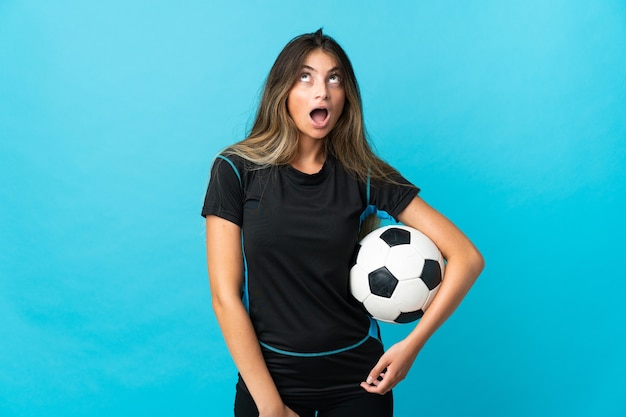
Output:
[241, 167, 365, 259]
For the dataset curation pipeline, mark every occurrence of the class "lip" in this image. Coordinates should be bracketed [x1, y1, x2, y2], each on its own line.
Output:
[309, 106, 330, 128]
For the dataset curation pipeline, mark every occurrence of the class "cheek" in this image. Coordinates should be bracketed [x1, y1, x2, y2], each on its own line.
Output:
[335, 94, 346, 119]
[286, 92, 295, 116]
[287, 92, 305, 118]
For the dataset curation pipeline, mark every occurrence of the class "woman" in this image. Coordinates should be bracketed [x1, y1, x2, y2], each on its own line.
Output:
[202, 29, 484, 417]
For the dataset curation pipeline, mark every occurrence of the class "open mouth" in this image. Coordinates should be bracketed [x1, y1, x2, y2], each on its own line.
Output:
[310, 108, 329, 123]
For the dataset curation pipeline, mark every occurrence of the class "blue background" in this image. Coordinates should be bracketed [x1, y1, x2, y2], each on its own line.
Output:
[1, 1, 625, 416]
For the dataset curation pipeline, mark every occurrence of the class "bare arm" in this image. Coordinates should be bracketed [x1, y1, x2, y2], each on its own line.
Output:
[361, 196, 485, 394]
[206, 215, 298, 417]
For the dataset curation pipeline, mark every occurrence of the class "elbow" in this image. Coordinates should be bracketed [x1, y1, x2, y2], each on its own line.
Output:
[211, 292, 229, 317]
[468, 246, 485, 280]
[447, 244, 484, 284]
[211, 291, 244, 318]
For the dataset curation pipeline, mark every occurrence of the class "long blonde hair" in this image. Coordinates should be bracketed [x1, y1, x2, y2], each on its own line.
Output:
[226, 29, 399, 184]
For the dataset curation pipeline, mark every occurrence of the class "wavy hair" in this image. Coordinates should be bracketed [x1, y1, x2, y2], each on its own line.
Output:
[225, 29, 399, 184]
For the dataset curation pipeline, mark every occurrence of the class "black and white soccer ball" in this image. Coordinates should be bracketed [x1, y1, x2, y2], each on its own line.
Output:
[350, 225, 445, 323]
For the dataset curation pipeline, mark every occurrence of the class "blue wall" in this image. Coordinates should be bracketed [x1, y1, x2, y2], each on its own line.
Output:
[1, 1, 624, 416]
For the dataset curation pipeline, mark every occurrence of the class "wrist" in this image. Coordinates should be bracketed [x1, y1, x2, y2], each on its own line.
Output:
[405, 326, 429, 352]
[255, 394, 285, 416]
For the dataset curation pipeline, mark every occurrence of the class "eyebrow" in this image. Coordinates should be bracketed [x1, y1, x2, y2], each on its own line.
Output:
[301, 64, 341, 73]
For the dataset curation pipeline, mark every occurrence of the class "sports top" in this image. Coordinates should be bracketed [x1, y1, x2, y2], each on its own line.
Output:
[201, 152, 419, 358]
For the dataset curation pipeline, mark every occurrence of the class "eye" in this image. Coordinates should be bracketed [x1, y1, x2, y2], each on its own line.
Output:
[328, 73, 342, 84]
[299, 73, 311, 82]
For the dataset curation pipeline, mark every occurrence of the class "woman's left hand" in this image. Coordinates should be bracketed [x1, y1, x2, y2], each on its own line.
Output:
[360, 340, 419, 395]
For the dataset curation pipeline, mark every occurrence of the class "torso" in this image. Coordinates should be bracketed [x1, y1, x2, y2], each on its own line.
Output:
[240, 155, 372, 354]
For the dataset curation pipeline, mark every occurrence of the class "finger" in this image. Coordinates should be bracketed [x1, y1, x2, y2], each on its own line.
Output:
[373, 371, 393, 393]
[365, 362, 389, 385]
[363, 367, 399, 393]
[369, 372, 385, 384]
[360, 380, 390, 395]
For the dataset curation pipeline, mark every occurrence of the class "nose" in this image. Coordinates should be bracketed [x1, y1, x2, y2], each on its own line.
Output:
[315, 81, 329, 100]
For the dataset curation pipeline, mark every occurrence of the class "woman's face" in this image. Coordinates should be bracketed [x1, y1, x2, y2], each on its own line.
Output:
[287, 49, 345, 144]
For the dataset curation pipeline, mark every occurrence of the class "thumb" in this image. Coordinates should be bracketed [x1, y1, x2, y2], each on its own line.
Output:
[364, 357, 389, 385]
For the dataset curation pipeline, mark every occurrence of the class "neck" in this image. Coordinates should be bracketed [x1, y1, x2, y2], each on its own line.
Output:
[290, 137, 326, 174]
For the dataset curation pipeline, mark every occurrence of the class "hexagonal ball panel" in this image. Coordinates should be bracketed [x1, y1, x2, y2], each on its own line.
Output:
[386, 244, 425, 280]
[363, 294, 401, 323]
[355, 238, 390, 273]
[392, 278, 429, 312]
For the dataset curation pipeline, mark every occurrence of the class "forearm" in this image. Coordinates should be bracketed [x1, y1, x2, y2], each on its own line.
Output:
[213, 297, 283, 414]
[405, 249, 483, 351]
[396, 197, 484, 351]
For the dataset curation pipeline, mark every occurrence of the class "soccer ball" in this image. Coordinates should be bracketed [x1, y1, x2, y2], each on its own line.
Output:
[350, 225, 445, 323]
